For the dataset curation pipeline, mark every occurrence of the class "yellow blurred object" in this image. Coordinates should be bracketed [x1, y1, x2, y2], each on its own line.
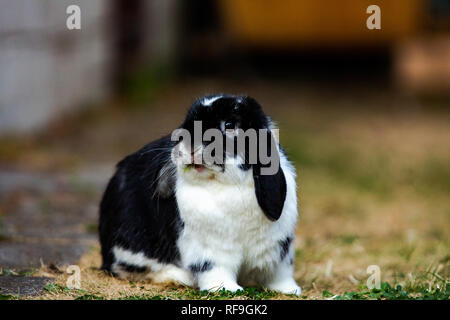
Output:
[395, 36, 450, 93]
[219, 0, 424, 47]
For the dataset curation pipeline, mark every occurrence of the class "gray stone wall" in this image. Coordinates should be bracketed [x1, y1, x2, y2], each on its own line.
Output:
[0, 0, 112, 134]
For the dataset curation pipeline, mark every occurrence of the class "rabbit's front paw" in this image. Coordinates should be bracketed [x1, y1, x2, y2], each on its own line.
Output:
[267, 280, 302, 296]
[201, 281, 243, 293]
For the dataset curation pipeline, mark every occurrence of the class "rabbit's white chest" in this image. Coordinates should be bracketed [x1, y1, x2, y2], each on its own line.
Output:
[175, 175, 278, 270]
[174, 152, 298, 283]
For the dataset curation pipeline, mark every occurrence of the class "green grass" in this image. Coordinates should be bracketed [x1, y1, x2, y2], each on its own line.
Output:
[0, 294, 17, 300]
[181, 287, 280, 300]
[118, 287, 282, 300]
[119, 294, 169, 300]
[44, 283, 86, 295]
[44, 283, 69, 293]
[323, 281, 449, 300]
[42, 280, 283, 300]
[75, 294, 104, 300]
[0, 269, 36, 277]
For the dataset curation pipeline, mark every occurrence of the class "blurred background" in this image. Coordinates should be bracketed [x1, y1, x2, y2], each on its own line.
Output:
[0, 0, 449, 298]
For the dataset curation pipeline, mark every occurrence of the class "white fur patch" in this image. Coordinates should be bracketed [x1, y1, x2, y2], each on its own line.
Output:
[202, 95, 223, 106]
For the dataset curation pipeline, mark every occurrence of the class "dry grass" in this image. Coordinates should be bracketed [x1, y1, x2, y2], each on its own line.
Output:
[2, 79, 449, 300]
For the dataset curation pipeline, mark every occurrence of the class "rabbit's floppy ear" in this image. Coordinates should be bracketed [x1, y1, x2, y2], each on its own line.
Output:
[252, 130, 287, 221]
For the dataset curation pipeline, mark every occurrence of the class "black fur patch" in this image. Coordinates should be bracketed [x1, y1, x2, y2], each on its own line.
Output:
[118, 262, 148, 273]
[279, 236, 293, 261]
[239, 163, 251, 171]
[99, 135, 183, 272]
[189, 261, 214, 274]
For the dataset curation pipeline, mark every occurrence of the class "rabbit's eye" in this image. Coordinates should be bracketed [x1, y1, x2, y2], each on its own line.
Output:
[224, 120, 235, 130]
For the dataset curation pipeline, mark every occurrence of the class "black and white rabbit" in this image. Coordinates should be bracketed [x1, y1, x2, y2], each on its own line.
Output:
[99, 94, 301, 295]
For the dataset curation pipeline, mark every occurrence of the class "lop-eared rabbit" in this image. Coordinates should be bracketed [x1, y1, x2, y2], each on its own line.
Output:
[99, 95, 301, 295]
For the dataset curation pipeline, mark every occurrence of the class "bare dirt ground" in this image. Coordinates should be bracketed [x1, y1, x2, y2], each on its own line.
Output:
[0, 78, 449, 299]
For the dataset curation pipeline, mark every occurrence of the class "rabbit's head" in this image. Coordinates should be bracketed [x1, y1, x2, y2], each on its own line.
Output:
[171, 94, 287, 220]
